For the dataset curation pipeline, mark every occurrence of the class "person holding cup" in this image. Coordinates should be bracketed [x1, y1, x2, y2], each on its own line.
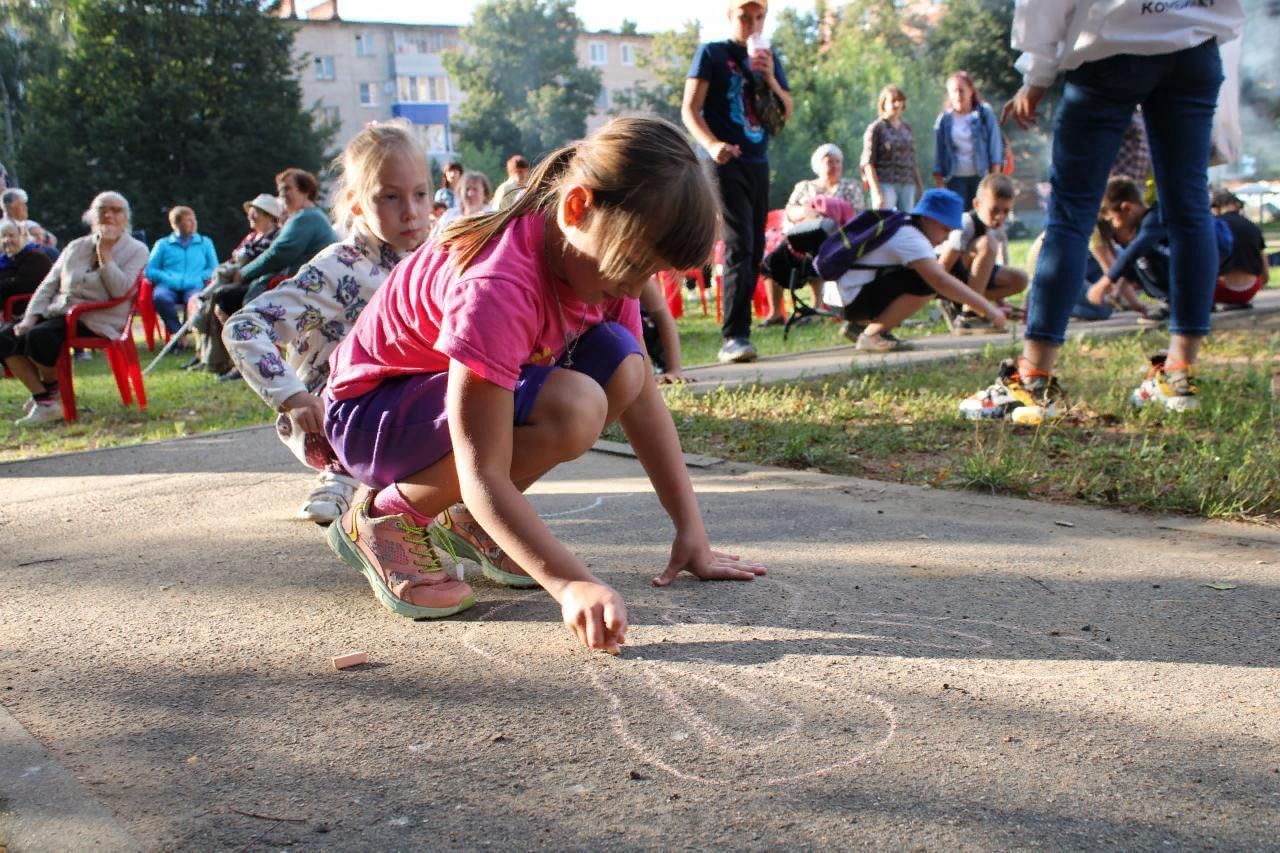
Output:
[682, 0, 792, 365]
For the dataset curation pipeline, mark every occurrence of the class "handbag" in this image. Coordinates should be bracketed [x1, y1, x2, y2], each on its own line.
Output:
[751, 75, 787, 137]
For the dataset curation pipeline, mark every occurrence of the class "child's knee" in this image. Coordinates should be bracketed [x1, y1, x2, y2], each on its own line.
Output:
[605, 353, 648, 415]
[532, 370, 607, 456]
[1003, 267, 1029, 293]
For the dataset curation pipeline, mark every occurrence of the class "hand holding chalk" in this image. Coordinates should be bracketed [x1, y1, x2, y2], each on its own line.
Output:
[560, 580, 628, 655]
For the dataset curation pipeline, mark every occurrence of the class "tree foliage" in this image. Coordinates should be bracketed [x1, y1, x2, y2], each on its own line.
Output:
[444, 0, 600, 170]
[766, 5, 937, 207]
[924, 0, 1021, 106]
[611, 21, 700, 125]
[12, 0, 328, 253]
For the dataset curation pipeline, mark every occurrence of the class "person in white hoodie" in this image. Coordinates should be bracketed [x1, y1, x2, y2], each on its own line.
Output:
[960, 0, 1245, 423]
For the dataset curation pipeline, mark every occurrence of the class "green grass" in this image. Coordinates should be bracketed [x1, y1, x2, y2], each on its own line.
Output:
[616, 321, 1280, 524]
[0, 330, 272, 463]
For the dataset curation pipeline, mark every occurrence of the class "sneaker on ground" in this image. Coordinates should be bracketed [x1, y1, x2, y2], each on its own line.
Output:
[1131, 352, 1199, 412]
[216, 368, 241, 383]
[298, 470, 360, 525]
[1136, 303, 1170, 327]
[326, 491, 476, 620]
[938, 299, 963, 331]
[959, 358, 1063, 424]
[73, 350, 93, 361]
[14, 399, 62, 426]
[952, 313, 1000, 335]
[433, 504, 539, 589]
[717, 337, 758, 364]
[839, 320, 866, 344]
[856, 330, 914, 352]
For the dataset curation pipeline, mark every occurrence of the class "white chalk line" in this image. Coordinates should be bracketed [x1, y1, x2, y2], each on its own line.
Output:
[537, 493, 636, 518]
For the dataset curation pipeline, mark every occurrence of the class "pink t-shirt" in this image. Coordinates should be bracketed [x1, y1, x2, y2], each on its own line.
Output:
[327, 214, 642, 400]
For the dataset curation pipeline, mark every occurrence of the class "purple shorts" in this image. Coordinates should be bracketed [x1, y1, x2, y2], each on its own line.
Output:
[325, 321, 643, 489]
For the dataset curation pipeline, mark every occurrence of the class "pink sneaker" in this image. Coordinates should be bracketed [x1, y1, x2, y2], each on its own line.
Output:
[327, 491, 476, 619]
[433, 504, 539, 589]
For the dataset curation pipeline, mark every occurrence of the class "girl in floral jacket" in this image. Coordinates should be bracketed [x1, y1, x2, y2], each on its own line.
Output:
[223, 121, 431, 523]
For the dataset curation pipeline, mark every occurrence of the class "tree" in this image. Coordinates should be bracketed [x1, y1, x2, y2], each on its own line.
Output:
[444, 0, 600, 170]
[924, 0, 1021, 106]
[14, 0, 329, 253]
[0, 0, 74, 177]
[610, 21, 700, 125]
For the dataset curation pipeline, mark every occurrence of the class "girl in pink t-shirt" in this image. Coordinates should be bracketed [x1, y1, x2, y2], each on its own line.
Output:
[323, 116, 766, 654]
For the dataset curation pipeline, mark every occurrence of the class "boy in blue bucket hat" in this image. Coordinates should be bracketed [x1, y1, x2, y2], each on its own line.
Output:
[820, 188, 1008, 351]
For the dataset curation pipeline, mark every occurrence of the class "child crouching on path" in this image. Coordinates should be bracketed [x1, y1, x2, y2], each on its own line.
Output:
[323, 116, 766, 654]
[223, 120, 430, 523]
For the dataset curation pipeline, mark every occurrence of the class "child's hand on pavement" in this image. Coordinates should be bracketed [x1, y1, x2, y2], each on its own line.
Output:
[652, 534, 767, 587]
[1086, 277, 1114, 306]
[559, 580, 627, 655]
[656, 369, 695, 385]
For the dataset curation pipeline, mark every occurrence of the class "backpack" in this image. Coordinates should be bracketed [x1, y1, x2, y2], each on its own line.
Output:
[814, 209, 909, 280]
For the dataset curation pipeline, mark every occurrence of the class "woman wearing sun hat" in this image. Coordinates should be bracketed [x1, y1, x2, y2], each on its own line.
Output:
[182, 193, 283, 373]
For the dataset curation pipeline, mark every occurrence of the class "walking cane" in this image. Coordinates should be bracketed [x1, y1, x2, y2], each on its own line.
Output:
[141, 315, 197, 376]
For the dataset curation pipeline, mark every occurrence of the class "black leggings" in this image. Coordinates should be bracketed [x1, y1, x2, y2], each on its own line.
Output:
[0, 317, 99, 368]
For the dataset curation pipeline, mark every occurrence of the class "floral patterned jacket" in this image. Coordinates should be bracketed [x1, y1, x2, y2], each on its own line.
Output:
[222, 225, 405, 412]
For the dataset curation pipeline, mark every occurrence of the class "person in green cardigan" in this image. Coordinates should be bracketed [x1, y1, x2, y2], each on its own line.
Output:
[212, 168, 337, 381]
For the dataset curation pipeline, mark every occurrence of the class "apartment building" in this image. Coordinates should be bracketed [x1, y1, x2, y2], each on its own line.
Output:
[277, 1, 657, 160]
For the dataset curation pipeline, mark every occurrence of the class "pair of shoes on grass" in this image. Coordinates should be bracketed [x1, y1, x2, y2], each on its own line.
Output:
[327, 495, 538, 621]
[959, 351, 1197, 424]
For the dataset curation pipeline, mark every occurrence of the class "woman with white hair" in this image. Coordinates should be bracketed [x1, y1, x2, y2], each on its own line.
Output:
[1, 187, 58, 250]
[759, 143, 865, 326]
[0, 220, 53, 316]
[0, 191, 148, 426]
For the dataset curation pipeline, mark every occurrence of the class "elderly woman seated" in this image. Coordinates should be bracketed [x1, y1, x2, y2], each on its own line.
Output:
[183, 193, 282, 374]
[0, 220, 54, 318]
[760, 143, 865, 326]
[1, 188, 58, 256]
[0, 191, 148, 426]
[145, 205, 218, 337]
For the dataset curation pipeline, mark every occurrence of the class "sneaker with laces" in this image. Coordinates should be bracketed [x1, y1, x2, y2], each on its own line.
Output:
[952, 313, 1000, 335]
[1131, 352, 1199, 411]
[1136, 302, 1170, 328]
[938, 299, 963, 331]
[959, 359, 1063, 424]
[432, 504, 540, 588]
[717, 337, 758, 364]
[856, 330, 914, 352]
[299, 470, 359, 525]
[14, 399, 62, 426]
[839, 320, 867, 344]
[327, 491, 476, 619]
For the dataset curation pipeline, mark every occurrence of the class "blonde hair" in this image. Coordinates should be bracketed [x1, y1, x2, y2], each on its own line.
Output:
[877, 85, 906, 119]
[168, 205, 195, 229]
[330, 120, 431, 235]
[460, 170, 492, 213]
[440, 116, 718, 280]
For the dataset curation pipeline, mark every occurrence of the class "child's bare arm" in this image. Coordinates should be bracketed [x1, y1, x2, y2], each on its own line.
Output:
[618, 376, 766, 586]
[638, 279, 690, 383]
[447, 361, 627, 653]
[910, 257, 1008, 328]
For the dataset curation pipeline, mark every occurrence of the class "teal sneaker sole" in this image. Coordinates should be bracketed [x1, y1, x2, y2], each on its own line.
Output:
[326, 520, 476, 620]
[431, 524, 540, 589]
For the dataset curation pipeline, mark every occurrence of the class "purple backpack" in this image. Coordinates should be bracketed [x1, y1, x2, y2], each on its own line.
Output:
[813, 209, 909, 281]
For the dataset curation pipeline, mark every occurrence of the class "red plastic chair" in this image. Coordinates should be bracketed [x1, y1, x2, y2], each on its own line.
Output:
[54, 277, 147, 422]
[712, 239, 773, 325]
[137, 277, 168, 352]
[3, 293, 30, 322]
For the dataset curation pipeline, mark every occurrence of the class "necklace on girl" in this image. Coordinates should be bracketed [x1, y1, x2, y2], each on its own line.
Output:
[544, 225, 589, 367]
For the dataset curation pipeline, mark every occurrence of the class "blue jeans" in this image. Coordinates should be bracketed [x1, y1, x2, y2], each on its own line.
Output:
[1025, 39, 1223, 346]
[946, 174, 982, 211]
[153, 282, 202, 334]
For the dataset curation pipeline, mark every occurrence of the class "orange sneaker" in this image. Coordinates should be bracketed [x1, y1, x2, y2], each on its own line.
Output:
[433, 504, 540, 589]
[327, 491, 476, 619]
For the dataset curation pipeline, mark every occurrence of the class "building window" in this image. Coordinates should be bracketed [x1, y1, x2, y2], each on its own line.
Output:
[620, 43, 635, 66]
[397, 75, 449, 103]
[395, 32, 426, 54]
[595, 87, 609, 110]
[354, 33, 375, 57]
[359, 82, 378, 107]
[314, 56, 336, 81]
[412, 123, 450, 153]
[426, 31, 447, 52]
[317, 105, 340, 126]
[588, 41, 607, 66]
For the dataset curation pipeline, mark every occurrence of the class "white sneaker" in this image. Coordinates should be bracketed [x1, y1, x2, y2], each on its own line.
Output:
[298, 471, 360, 525]
[14, 400, 62, 426]
[717, 338, 758, 364]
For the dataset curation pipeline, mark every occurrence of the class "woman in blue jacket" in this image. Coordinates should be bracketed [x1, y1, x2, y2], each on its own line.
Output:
[932, 71, 1004, 210]
[145, 205, 218, 334]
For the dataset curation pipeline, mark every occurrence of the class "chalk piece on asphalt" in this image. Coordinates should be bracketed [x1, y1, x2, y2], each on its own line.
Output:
[1054, 521, 1075, 528]
[333, 651, 369, 670]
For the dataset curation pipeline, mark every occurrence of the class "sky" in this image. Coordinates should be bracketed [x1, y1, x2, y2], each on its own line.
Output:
[300, 0, 817, 35]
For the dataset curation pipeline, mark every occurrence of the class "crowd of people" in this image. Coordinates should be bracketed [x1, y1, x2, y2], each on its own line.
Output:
[0, 0, 1267, 652]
